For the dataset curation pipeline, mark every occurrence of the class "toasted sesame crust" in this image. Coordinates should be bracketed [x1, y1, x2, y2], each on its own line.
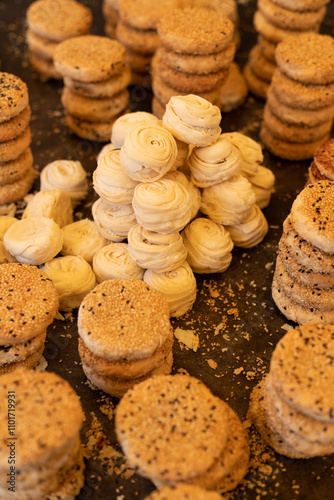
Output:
[0, 73, 29, 122]
[0, 147, 33, 186]
[0, 263, 59, 343]
[118, 0, 180, 30]
[314, 139, 334, 180]
[0, 105, 31, 143]
[0, 164, 36, 205]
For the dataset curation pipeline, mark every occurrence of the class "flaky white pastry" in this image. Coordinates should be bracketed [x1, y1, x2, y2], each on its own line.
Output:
[0, 216, 18, 264]
[97, 142, 117, 163]
[92, 242, 144, 283]
[188, 135, 242, 187]
[127, 224, 187, 273]
[163, 94, 221, 147]
[143, 261, 197, 317]
[172, 137, 189, 171]
[22, 189, 73, 228]
[111, 111, 161, 148]
[41, 255, 96, 311]
[92, 198, 136, 242]
[120, 124, 177, 182]
[182, 217, 233, 273]
[40, 159, 88, 207]
[3, 216, 63, 265]
[163, 170, 201, 221]
[221, 132, 263, 177]
[132, 179, 192, 233]
[226, 204, 269, 248]
[93, 149, 139, 205]
[201, 173, 256, 225]
[248, 165, 275, 209]
[61, 218, 107, 263]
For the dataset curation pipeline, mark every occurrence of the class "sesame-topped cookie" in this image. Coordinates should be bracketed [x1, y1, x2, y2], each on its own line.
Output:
[313, 138, 334, 181]
[118, 0, 180, 30]
[54, 35, 126, 82]
[0, 263, 59, 344]
[26, 0, 92, 43]
[275, 33, 334, 85]
[157, 7, 234, 56]
[0, 73, 29, 123]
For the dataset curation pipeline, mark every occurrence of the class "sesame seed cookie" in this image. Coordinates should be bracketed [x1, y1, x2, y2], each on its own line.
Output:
[272, 0, 329, 9]
[254, 10, 319, 45]
[248, 44, 276, 83]
[124, 48, 152, 73]
[243, 63, 269, 100]
[118, 0, 180, 31]
[63, 65, 131, 98]
[26, 29, 58, 60]
[144, 484, 223, 500]
[54, 35, 126, 82]
[0, 164, 35, 205]
[219, 62, 248, 113]
[0, 263, 59, 344]
[308, 161, 327, 184]
[116, 21, 160, 55]
[65, 113, 121, 142]
[0, 126, 31, 164]
[28, 50, 62, 81]
[313, 138, 334, 181]
[0, 147, 33, 186]
[157, 7, 234, 56]
[258, 0, 326, 31]
[257, 34, 276, 63]
[0, 73, 29, 123]
[0, 105, 31, 143]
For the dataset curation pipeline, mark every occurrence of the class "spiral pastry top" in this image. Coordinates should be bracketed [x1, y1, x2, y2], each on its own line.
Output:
[163, 170, 201, 221]
[22, 189, 73, 228]
[40, 159, 88, 207]
[92, 198, 137, 242]
[143, 261, 197, 317]
[120, 124, 177, 182]
[221, 132, 263, 177]
[201, 173, 256, 226]
[182, 217, 234, 274]
[111, 111, 161, 148]
[226, 204, 269, 248]
[163, 94, 221, 147]
[93, 149, 139, 205]
[127, 224, 187, 273]
[248, 165, 275, 209]
[172, 137, 189, 171]
[188, 136, 242, 188]
[61, 218, 107, 263]
[41, 255, 96, 311]
[132, 179, 192, 233]
[92, 242, 144, 283]
[97, 142, 117, 163]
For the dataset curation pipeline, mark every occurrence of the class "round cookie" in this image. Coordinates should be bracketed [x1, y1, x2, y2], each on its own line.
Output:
[28, 51, 62, 80]
[26, 28, 58, 60]
[0, 72, 29, 122]
[54, 35, 126, 82]
[0, 164, 35, 205]
[309, 161, 327, 184]
[118, 0, 180, 31]
[157, 7, 235, 55]
[243, 63, 269, 99]
[219, 62, 248, 112]
[63, 66, 131, 98]
[0, 263, 59, 344]
[271, 0, 329, 10]
[0, 147, 33, 186]
[116, 21, 160, 55]
[65, 113, 121, 142]
[0, 126, 31, 163]
[248, 44, 276, 82]
[257, 34, 276, 63]
[0, 105, 31, 142]
[258, 0, 326, 31]
[26, 0, 92, 42]
[313, 138, 334, 181]
[125, 48, 152, 73]
[275, 33, 334, 85]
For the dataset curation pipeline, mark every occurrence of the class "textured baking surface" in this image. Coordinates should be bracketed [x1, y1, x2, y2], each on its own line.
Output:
[0, 0, 333, 498]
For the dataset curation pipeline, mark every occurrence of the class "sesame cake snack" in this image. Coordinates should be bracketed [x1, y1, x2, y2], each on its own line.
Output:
[309, 138, 334, 184]
[78, 279, 173, 397]
[102, 0, 119, 39]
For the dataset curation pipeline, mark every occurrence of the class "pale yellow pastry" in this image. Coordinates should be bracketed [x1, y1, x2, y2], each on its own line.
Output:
[3, 216, 63, 265]
[111, 111, 160, 148]
[172, 137, 189, 170]
[96, 142, 116, 163]
[61, 218, 107, 263]
[220, 132, 263, 177]
[182, 217, 233, 274]
[22, 188, 73, 228]
[0, 215, 18, 264]
[92, 198, 136, 242]
[92, 241, 144, 283]
[162, 170, 201, 221]
[225, 204, 269, 248]
[41, 255, 96, 311]
[248, 165, 275, 209]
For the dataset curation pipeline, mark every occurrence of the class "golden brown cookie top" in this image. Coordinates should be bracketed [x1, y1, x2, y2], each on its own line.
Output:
[118, 0, 181, 30]
[0, 73, 29, 122]
[314, 138, 334, 181]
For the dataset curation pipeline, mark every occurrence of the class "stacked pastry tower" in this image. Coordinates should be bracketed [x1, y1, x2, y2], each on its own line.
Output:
[260, 33, 334, 161]
[26, 0, 92, 81]
[102, 0, 119, 38]
[151, 7, 236, 118]
[54, 35, 130, 142]
[308, 138, 334, 184]
[116, 0, 179, 86]
[244, 0, 329, 99]
[0, 72, 35, 206]
[272, 181, 334, 325]
[249, 323, 334, 459]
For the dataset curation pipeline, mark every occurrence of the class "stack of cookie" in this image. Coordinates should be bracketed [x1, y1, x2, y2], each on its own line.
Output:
[308, 138, 334, 184]
[260, 33, 334, 160]
[249, 322, 334, 458]
[0, 263, 59, 373]
[78, 279, 174, 398]
[0, 72, 35, 206]
[26, 0, 92, 81]
[0, 368, 85, 499]
[116, 373, 249, 493]
[152, 7, 235, 118]
[272, 180, 334, 325]
[102, 0, 119, 38]
[54, 35, 130, 142]
[244, 0, 329, 98]
[116, 0, 179, 86]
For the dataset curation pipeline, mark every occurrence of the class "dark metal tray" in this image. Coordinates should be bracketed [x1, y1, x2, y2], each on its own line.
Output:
[1, 1, 334, 498]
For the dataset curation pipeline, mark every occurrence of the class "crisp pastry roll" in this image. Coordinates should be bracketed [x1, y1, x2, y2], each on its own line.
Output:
[93, 149, 139, 205]
[128, 224, 187, 273]
[120, 124, 177, 182]
[0, 216, 18, 264]
[221, 132, 263, 177]
[93, 241, 144, 283]
[163, 170, 201, 221]
[92, 198, 136, 241]
[3, 216, 63, 265]
[41, 255, 96, 311]
[163, 94, 222, 147]
[247, 165, 276, 209]
[111, 111, 160, 148]
[201, 173, 256, 225]
[132, 179, 192, 233]
[40, 159, 88, 207]
[61, 218, 107, 263]
[226, 204, 269, 248]
[143, 261, 197, 317]
[182, 217, 233, 274]
[188, 135, 242, 187]
[22, 188, 73, 228]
